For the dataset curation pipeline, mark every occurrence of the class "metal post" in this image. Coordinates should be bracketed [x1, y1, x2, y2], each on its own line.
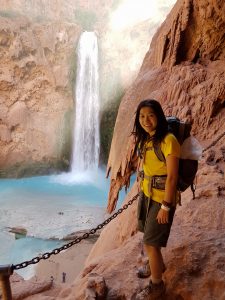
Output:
[0, 265, 13, 300]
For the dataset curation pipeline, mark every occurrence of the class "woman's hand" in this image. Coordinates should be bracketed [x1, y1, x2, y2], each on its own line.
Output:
[157, 208, 169, 224]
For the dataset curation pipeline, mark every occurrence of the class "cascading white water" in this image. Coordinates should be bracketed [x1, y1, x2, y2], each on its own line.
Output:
[71, 32, 100, 172]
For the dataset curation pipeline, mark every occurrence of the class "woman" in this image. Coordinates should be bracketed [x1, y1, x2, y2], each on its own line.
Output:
[133, 99, 180, 299]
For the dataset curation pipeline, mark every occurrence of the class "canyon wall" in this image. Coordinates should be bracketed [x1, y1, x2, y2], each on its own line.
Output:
[0, 16, 80, 176]
[107, 0, 225, 212]
[0, 0, 112, 176]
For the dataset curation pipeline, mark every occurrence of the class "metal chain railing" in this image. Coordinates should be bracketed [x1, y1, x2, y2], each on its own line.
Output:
[0, 192, 139, 300]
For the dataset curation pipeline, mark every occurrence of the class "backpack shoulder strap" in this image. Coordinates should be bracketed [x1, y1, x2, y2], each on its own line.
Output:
[154, 142, 166, 163]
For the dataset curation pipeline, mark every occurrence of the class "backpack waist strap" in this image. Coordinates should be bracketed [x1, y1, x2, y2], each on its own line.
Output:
[138, 171, 167, 192]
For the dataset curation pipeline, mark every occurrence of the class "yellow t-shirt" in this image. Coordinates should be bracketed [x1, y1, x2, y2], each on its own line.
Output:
[141, 133, 180, 203]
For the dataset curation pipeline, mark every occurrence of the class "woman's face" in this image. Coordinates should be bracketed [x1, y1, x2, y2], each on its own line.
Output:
[139, 106, 158, 134]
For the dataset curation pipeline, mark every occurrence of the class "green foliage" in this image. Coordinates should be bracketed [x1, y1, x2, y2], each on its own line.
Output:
[0, 9, 21, 19]
[100, 87, 124, 164]
[99, 67, 125, 164]
[33, 15, 49, 23]
[111, 0, 123, 10]
[73, 9, 97, 31]
[68, 49, 77, 96]
[0, 9, 49, 23]
[59, 109, 74, 166]
[100, 102, 119, 164]
[0, 159, 68, 179]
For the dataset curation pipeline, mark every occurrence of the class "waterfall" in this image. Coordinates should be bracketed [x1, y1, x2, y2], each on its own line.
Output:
[71, 32, 100, 172]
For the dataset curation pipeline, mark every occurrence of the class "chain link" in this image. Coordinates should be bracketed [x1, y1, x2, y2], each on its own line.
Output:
[12, 193, 139, 271]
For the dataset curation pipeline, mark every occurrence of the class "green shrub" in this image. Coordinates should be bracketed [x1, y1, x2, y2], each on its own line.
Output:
[0, 159, 68, 178]
[100, 85, 124, 164]
[74, 9, 97, 31]
[59, 109, 73, 166]
[68, 49, 77, 96]
[0, 9, 21, 19]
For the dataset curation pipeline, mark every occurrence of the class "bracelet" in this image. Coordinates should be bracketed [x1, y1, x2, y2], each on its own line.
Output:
[162, 200, 172, 208]
[161, 204, 170, 211]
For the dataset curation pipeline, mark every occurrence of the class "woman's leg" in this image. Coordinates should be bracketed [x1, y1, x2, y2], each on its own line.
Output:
[144, 244, 164, 283]
[136, 244, 166, 299]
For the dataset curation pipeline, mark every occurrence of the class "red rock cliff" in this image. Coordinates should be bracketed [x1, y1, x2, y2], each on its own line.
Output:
[0, 16, 80, 174]
[107, 0, 225, 213]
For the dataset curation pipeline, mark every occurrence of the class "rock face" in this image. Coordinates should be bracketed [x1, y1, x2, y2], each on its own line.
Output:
[0, 0, 112, 23]
[0, 16, 80, 176]
[0, 273, 53, 300]
[107, 0, 225, 212]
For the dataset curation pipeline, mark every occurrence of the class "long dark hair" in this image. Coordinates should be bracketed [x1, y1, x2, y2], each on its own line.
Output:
[132, 99, 168, 154]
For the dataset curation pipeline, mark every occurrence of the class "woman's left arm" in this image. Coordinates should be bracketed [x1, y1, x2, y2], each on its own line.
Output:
[157, 155, 179, 224]
[164, 154, 179, 204]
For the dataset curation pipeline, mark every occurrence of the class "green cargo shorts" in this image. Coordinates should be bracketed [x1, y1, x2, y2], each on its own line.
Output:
[137, 192, 175, 247]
